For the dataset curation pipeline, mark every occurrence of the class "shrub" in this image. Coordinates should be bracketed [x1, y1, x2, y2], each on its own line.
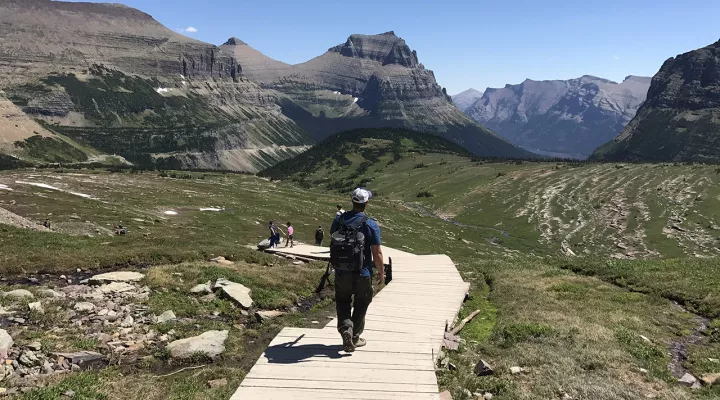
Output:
[416, 191, 434, 198]
[495, 323, 555, 347]
[413, 163, 427, 169]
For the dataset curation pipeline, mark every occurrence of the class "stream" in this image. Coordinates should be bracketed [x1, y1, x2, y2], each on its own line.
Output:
[668, 301, 711, 378]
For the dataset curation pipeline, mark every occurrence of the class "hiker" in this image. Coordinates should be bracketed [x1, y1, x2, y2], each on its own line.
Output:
[116, 224, 126, 235]
[285, 222, 294, 248]
[268, 221, 281, 248]
[336, 204, 345, 217]
[315, 225, 324, 246]
[330, 188, 383, 353]
[43, 218, 51, 229]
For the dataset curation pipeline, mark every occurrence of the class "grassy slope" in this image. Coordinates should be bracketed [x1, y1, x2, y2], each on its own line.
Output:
[1, 150, 720, 397]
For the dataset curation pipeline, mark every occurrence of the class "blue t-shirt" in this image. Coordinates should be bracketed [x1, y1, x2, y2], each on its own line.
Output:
[331, 211, 381, 277]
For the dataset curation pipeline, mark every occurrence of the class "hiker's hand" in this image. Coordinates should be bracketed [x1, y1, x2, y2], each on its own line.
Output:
[376, 272, 384, 286]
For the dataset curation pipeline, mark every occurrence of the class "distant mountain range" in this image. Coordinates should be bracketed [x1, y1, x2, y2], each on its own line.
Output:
[0, 0, 528, 171]
[451, 89, 484, 113]
[454, 76, 651, 158]
[593, 40, 720, 162]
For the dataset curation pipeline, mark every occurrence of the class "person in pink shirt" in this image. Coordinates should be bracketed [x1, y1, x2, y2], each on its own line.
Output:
[285, 222, 294, 247]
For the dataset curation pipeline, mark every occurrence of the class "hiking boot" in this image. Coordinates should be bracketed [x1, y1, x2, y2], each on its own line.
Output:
[353, 337, 367, 348]
[341, 329, 355, 352]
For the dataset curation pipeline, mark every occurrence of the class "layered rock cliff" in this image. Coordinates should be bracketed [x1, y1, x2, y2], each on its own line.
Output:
[593, 40, 720, 162]
[465, 75, 651, 158]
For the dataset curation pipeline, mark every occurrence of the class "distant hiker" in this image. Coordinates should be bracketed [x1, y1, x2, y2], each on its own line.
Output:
[43, 218, 51, 229]
[336, 204, 345, 217]
[315, 225, 324, 246]
[116, 224, 126, 235]
[285, 222, 294, 248]
[330, 188, 383, 353]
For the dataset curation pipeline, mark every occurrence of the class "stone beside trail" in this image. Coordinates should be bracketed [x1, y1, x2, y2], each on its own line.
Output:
[88, 271, 144, 284]
[2, 289, 34, 300]
[0, 329, 13, 360]
[166, 330, 229, 360]
[213, 279, 253, 309]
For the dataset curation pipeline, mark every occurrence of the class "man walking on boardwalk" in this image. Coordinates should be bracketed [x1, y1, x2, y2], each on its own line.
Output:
[330, 188, 384, 353]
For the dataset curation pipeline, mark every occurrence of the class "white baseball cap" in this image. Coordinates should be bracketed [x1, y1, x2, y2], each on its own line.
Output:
[351, 188, 373, 204]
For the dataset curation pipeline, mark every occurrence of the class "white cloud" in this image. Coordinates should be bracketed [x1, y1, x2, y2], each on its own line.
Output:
[178, 26, 198, 34]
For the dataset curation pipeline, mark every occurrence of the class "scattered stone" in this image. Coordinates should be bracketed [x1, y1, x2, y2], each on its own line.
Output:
[255, 310, 286, 322]
[0, 330, 13, 361]
[42, 361, 53, 375]
[439, 390, 453, 400]
[120, 316, 134, 328]
[311, 320, 319, 324]
[10, 318, 25, 325]
[639, 368, 648, 374]
[207, 378, 228, 389]
[166, 330, 229, 360]
[73, 302, 95, 312]
[27, 342, 42, 352]
[510, 366, 529, 374]
[708, 358, 719, 363]
[701, 372, 720, 386]
[28, 302, 43, 314]
[53, 351, 105, 370]
[257, 239, 271, 250]
[63, 389, 76, 397]
[200, 293, 216, 303]
[474, 359, 494, 376]
[37, 289, 66, 299]
[18, 351, 39, 367]
[482, 393, 493, 400]
[447, 362, 457, 371]
[678, 373, 699, 387]
[209, 256, 233, 265]
[639, 335, 652, 344]
[190, 281, 212, 294]
[88, 272, 144, 284]
[217, 282, 253, 309]
[60, 285, 90, 298]
[156, 311, 176, 324]
[97, 309, 109, 316]
[0, 308, 14, 317]
[95, 282, 135, 295]
[2, 290, 34, 300]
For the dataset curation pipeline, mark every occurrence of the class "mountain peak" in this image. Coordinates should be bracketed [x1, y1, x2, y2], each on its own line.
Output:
[223, 37, 247, 46]
[328, 31, 419, 67]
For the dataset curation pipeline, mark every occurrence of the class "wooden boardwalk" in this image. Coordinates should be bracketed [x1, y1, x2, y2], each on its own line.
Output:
[230, 245, 469, 400]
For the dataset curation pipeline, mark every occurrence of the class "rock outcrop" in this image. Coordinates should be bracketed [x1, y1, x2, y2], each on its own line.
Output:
[592, 40, 720, 162]
[166, 330, 229, 360]
[465, 75, 651, 158]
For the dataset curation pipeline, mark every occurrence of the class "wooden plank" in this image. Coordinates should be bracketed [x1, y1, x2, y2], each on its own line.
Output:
[230, 387, 441, 400]
[240, 378, 439, 393]
[265, 335, 435, 355]
[246, 364, 438, 384]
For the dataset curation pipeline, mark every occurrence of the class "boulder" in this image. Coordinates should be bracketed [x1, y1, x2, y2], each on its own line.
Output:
[255, 310, 286, 322]
[120, 316, 134, 328]
[474, 359, 494, 376]
[510, 366, 529, 374]
[156, 311, 177, 324]
[209, 256, 233, 265]
[28, 302, 44, 314]
[88, 271, 144, 284]
[219, 283, 253, 309]
[190, 281, 212, 294]
[2, 289, 34, 300]
[28, 342, 42, 352]
[678, 373, 699, 387]
[95, 282, 135, 295]
[0, 330, 13, 360]
[257, 239, 271, 250]
[52, 351, 105, 370]
[18, 351, 39, 367]
[73, 302, 95, 312]
[166, 330, 229, 360]
[207, 378, 228, 388]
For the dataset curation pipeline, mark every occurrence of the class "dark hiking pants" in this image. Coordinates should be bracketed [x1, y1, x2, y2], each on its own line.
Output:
[335, 274, 373, 340]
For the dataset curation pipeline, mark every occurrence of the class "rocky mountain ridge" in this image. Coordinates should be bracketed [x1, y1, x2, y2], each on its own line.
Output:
[451, 89, 484, 113]
[593, 40, 720, 162]
[0, 1, 529, 170]
[463, 75, 651, 157]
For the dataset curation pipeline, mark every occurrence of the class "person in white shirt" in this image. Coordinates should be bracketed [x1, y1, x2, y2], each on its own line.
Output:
[336, 204, 345, 216]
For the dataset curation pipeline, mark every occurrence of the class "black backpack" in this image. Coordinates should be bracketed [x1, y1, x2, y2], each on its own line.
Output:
[330, 216, 368, 272]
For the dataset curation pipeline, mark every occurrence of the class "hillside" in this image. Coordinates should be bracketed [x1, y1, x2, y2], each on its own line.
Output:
[260, 128, 471, 187]
[593, 40, 720, 162]
[465, 75, 651, 158]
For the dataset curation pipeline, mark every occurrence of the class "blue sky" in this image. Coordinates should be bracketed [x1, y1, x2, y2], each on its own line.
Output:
[70, 0, 719, 94]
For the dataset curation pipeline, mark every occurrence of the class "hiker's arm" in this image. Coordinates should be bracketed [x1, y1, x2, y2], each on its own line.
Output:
[372, 245, 384, 284]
